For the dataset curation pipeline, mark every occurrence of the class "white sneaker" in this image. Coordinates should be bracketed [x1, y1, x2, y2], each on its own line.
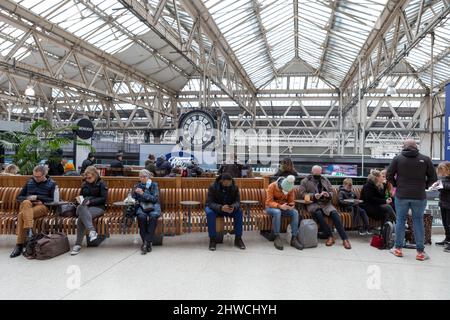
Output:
[89, 230, 98, 242]
[70, 245, 81, 255]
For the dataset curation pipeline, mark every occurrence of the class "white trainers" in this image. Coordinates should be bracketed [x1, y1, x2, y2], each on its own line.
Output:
[70, 245, 81, 256]
[89, 230, 98, 242]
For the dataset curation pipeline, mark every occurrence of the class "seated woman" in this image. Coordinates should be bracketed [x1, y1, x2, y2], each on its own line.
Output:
[132, 169, 161, 255]
[338, 178, 371, 235]
[381, 169, 396, 212]
[71, 166, 108, 255]
[360, 170, 396, 225]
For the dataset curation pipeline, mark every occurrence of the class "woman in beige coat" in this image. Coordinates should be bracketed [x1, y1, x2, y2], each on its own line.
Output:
[299, 166, 351, 249]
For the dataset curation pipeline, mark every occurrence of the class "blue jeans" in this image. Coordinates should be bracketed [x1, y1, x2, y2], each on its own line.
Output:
[394, 198, 427, 252]
[205, 206, 243, 238]
[265, 207, 300, 237]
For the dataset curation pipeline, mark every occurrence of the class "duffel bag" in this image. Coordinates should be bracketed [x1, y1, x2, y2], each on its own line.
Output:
[35, 232, 70, 260]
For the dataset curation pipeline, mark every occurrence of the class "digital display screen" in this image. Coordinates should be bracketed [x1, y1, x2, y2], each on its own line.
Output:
[323, 164, 358, 176]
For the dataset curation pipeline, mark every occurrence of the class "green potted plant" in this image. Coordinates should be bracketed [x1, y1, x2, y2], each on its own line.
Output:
[0, 119, 94, 175]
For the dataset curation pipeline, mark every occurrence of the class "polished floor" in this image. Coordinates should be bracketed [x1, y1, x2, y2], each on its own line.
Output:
[0, 231, 449, 300]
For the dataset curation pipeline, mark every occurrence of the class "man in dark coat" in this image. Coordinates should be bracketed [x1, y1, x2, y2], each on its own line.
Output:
[205, 174, 245, 251]
[387, 139, 437, 260]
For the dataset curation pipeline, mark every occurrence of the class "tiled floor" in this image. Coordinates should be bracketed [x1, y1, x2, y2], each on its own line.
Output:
[0, 231, 449, 300]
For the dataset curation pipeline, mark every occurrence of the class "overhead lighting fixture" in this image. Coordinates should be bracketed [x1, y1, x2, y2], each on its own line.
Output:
[25, 84, 35, 97]
[385, 81, 397, 96]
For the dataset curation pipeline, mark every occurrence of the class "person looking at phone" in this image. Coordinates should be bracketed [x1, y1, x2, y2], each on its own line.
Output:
[205, 174, 245, 251]
[265, 175, 303, 251]
[10, 165, 57, 258]
[70, 166, 108, 256]
[299, 166, 351, 249]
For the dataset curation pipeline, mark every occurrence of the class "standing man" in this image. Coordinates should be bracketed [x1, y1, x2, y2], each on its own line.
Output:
[10, 165, 56, 258]
[265, 175, 304, 250]
[205, 174, 245, 251]
[387, 139, 437, 261]
[80, 152, 95, 175]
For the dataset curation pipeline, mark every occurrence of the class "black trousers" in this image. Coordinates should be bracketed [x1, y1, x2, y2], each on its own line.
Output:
[441, 208, 450, 239]
[313, 209, 348, 240]
[365, 204, 396, 224]
[137, 214, 158, 243]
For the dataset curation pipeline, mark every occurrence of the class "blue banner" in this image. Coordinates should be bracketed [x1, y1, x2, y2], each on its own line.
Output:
[446, 83, 450, 160]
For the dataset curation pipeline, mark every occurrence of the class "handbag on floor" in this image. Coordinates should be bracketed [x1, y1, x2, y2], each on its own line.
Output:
[297, 219, 318, 248]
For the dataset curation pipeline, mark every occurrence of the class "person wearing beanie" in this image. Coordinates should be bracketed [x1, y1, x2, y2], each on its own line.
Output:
[299, 166, 351, 249]
[265, 175, 304, 250]
[63, 162, 80, 176]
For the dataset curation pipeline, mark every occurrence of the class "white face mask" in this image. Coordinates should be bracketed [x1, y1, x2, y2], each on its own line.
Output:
[146, 179, 152, 188]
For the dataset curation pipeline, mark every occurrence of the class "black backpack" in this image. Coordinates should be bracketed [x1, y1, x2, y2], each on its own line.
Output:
[381, 221, 395, 249]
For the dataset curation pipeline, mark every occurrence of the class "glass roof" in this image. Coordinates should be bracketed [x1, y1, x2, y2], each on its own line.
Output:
[0, 0, 448, 96]
[204, 0, 389, 89]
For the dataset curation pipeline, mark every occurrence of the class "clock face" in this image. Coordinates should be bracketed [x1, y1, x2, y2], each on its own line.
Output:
[220, 113, 230, 145]
[178, 110, 216, 149]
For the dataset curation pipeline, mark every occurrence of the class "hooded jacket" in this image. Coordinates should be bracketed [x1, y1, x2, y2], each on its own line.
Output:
[206, 175, 240, 213]
[387, 147, 437, 200]
[265, 178, 295, 209]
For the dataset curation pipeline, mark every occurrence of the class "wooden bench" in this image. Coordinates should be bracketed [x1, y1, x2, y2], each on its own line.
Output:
[256, 185, 384, 240]
[0, 187, 164, 245]
[0, 180, 384, 245]
[0, 184, 268, 244]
